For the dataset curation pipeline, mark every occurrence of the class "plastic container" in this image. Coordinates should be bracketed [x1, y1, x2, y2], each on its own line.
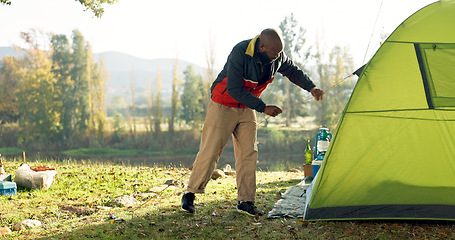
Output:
[312, 160, 323, 178]
[0, 174, 12, 181]
[0, 181, 17, 196]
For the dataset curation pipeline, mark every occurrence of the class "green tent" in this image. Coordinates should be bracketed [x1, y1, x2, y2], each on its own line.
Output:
[304, 0, 455, 221]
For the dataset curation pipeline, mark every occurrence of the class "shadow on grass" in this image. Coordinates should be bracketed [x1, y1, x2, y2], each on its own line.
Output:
[34, 178, 305, 239]
[27, 174, 455, 240]
[36, 200, 290, 239]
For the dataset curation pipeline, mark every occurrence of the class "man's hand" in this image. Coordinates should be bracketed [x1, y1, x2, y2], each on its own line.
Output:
[310, 87, 324, 101]
[263, 105, 283, 117]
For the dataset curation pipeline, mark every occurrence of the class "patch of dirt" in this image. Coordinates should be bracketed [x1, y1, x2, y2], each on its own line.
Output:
[60, 205, 97, 216]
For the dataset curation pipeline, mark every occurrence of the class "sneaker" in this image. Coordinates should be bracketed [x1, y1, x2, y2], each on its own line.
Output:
[181, 192, 196, 213]
[236, 201, 264, 216]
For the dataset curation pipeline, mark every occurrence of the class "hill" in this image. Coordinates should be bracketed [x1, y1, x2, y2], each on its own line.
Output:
[93, 51, 207, 104]
[0, 46, 22, 58]
[0, 46, 208, 106]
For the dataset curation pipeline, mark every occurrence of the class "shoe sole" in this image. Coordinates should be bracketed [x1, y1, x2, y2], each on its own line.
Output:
[181, 206, 195, 214]
[236, 208, 259, 216]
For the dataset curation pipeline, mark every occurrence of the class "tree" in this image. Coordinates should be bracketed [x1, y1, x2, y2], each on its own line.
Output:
[16, 32, 61, 148]
[145, 77, 154, 133]
[312, 44, 355, 129]
[204, 33, 217, 108]
[152, 68, 163, 135]
[168, 58, 181, 134]
[0, 56, 21, 123]
[71, 29, 90, 142]
[18, 57, 60, 147]
[0, 0, 117, 18]
[112, 112, 125, 142]
[128, 68, 137, 140]
[277, 13, 312, 127]
[87, 45, 107, 146]
[313, 43, 331, 129]
[1, 29, 108, 149]
[76, 0, 117, 17]
[51, 30, 107, 146]
[180, 65, 205, 131]
[51, 33, 74, 145]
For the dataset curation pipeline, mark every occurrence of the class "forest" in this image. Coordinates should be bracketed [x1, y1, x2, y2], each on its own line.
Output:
[0, 14, 357, 157]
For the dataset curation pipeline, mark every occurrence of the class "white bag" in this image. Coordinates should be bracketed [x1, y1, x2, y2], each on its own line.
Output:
[14, 164, 57, 190]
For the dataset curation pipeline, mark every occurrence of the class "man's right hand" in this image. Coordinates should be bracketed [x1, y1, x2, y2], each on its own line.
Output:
[263, 105, 283, 117]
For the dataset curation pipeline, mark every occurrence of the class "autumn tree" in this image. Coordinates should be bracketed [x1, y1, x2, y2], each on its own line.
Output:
[15, 32, 61, 148]
[0, 56, 21, 123]
[0, 29, 107, 149]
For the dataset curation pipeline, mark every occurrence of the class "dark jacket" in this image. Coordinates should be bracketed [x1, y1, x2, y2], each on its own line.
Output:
[211, 35, 316, 112]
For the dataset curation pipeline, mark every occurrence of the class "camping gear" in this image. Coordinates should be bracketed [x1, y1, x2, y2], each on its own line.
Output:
[0, 155, 12, 181]
[268, 181, 310, 218]
[0, 174, 11, 182]
[311, 160, 322, 178]
[312, 128, 331, 178]
[0, 181, 17, 196]
[303, 140, 313, 180]
[305, 0, 455, 221]
[14, 164, 57, 190]
[314, 128, 332, 161]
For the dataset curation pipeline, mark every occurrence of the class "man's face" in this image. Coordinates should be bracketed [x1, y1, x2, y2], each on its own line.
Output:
[259, 43, 282, 63]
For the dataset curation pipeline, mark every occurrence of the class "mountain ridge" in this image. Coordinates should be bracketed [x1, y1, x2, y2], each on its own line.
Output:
[0, 46, 208, 104]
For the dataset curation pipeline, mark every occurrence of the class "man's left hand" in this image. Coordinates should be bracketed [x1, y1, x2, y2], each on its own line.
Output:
[310, 87, 324, 101]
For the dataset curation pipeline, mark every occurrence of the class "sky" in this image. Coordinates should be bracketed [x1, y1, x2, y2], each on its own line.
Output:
[0, 0, 437, 70]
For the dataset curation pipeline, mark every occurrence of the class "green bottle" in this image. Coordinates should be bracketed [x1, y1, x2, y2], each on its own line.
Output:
[305, 140, 312, 165]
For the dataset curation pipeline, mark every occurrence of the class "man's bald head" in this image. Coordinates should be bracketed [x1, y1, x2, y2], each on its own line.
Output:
[260, 28, 283, 50]
[258, 28, 283, 62]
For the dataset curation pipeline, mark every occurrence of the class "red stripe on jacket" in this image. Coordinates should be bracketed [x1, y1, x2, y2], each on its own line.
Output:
[211, 77, 274, 108]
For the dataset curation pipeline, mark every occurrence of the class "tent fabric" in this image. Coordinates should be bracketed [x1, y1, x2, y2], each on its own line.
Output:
[304, 0, 455, 221]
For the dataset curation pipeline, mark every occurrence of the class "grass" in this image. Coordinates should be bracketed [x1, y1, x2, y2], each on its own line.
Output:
[62, 148, 198, 157]
[0, 157, 454, 239]
[0, 148, 24, 156]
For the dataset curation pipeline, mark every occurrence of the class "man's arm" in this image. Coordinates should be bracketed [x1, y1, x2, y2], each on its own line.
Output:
[278, 53, 324, 101]
[263, 105, 283, 117]
[310, 87, 324, 101]
[278, 53, 316, 91]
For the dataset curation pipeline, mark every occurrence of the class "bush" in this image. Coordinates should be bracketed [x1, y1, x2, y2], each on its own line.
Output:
[0, 122, 19, 147]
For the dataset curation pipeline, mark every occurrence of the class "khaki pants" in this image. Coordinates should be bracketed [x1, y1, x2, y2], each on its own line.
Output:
[187, 100, 258, 202]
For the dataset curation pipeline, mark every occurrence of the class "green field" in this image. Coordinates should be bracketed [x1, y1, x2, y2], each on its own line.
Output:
[0, 157, 454, 239]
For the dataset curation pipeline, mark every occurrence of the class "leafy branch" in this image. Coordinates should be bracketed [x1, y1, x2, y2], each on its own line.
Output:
[0, 0, 118, 18]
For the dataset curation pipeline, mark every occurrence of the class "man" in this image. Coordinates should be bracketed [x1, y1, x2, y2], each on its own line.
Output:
[181, 28, 324, 216]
